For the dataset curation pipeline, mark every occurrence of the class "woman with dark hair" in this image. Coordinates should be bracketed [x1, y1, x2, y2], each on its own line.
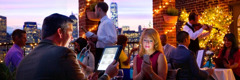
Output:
[116, 35, 133, 79]
[74, 37, 95, 79]
[218, 33, 240, 79]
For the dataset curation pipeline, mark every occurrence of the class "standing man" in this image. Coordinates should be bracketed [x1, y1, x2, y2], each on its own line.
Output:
[170, 31, 213, 80]
[160, 34, 175, 63]
[82, 2, 117, 70]
[16, 13, 119, 80]
[4, 29, 26, 72]
[183, 12, 211, 53]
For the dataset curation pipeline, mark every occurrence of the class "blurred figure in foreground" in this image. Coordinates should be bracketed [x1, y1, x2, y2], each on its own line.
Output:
[16, 13, 118, 80]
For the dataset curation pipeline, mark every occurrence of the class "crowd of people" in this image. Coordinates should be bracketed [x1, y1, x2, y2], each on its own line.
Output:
[2, 1, 240, 80]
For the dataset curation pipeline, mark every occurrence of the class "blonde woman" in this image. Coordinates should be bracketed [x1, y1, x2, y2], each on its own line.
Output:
[133, 28, 168, 80]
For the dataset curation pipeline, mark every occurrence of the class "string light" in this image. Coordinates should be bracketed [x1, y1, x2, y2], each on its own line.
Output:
[153, 0, 171, 14]
[179, 7, 233, 49]
[165, 24, 176, 34]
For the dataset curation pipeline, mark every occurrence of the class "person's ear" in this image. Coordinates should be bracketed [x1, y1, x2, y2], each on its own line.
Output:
[57, 28, 63, 38]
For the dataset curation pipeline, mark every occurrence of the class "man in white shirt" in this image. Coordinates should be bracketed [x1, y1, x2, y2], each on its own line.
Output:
[82, 2, 117, 71]
[183, 12, 211, 53]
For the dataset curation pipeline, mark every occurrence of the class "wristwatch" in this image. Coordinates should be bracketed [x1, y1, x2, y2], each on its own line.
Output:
[103, 73, 110, 79]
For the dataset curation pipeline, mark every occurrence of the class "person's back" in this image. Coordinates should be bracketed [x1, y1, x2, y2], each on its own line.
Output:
[16, 39, 84, 80]
[171, 46, 198, 79]
[170, 31, 211, 80]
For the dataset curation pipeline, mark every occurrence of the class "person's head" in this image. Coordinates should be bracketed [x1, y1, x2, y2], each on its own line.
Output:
[42, 13, 73, 47]
[223, 33, 237, 49]
[116, 35, 128, 49]
[160, 34, 167, 46]
[95, 2, 108, 18]
[11, 29, 27, 47]
[177, 31, 190, 47]
[139, 28, 163, 57]
[189, 12, 198, 24]
[221, 33, 238, 59]
[74, 37, 87, 54]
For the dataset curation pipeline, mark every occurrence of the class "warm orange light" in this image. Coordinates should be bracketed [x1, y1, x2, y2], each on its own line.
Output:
[159, 6, 162, 8]
[165, 2, 169, 5]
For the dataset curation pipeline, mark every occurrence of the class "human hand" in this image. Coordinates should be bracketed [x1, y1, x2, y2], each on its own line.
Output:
[105, 60, 119, 78]
[81, 26, 88, 33]
[223, 60, 231, 68]
[142, 60, 153, 75]
[88, 72, 99, 80]
[89, 35, 98, 42]
[206, 68, 214, 75]
[202, 25, 208, 30]
[130, 48, 139, 54]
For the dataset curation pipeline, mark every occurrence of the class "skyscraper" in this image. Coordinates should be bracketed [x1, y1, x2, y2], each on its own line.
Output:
[23, 22, 40, 43]
[110, 2, 118, 28]
[69, 13, 78, 40]
[122, 26, 130, 31]
[0, 16, 7, 43]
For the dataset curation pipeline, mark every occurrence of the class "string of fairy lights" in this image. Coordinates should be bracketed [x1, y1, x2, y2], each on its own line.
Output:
[153, 0, 177, 34]
[79, 0, 99, 38]
[179, 6, 233, 50]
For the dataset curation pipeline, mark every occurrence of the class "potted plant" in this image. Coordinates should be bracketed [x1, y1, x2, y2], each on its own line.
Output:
[86, 2, 100, 21]
[163, 7, 179, 23]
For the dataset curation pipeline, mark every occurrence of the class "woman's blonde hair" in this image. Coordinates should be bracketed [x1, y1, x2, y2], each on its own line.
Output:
[139, 28, 164, 57]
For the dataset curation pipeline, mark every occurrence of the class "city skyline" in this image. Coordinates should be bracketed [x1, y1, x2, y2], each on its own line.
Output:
[0, 0, 152, 34]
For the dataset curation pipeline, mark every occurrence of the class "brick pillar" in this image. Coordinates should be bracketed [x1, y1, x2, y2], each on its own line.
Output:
[79, 0, 104, 38]
[153, 0, 177, 46]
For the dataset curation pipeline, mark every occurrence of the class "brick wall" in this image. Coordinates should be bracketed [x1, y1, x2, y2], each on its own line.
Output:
[153, 0, 177, 46]
[79, 0, 103, 37]
[79, 0, 239, 46]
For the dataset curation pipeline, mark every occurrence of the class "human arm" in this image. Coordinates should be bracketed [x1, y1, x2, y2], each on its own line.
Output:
[11, 51, 24, 68]
[84, 53, 95, 73]
[188, 52, 212, 79]
[97, 21, 117, 45]
[224, 50, 240, 69]
[142, 54, 167, 80]
[61, 49, 85, 79]
[198, 31, 210, 38]
[183, 25, 204, 40]
[78, 60, 87, 69]
[133, 57, 144, 80]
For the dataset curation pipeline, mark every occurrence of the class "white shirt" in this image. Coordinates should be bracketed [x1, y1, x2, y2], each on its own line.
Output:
[178, 44, 189, 49]
[86, 16, 117, 48]
[183, 22, 210, 40]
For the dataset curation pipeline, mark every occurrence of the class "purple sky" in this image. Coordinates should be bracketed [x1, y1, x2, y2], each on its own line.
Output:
[0, 0, 152, 33]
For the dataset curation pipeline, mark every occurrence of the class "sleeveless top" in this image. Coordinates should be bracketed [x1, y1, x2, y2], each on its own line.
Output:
[136, 51, 161, 79]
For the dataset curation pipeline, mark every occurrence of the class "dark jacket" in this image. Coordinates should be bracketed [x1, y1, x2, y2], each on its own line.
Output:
[170, 46, 208, 80]
[16, 39, 109, 80]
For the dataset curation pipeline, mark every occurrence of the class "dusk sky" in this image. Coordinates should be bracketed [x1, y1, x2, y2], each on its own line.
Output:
[0, 0, 152, 33]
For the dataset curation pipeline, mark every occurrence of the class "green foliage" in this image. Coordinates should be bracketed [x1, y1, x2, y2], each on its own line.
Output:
[166, 7, 179, 16]
[0, 63, 16, 80]
[198, 6, 233, 49]
[90, 2, 97, 12]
